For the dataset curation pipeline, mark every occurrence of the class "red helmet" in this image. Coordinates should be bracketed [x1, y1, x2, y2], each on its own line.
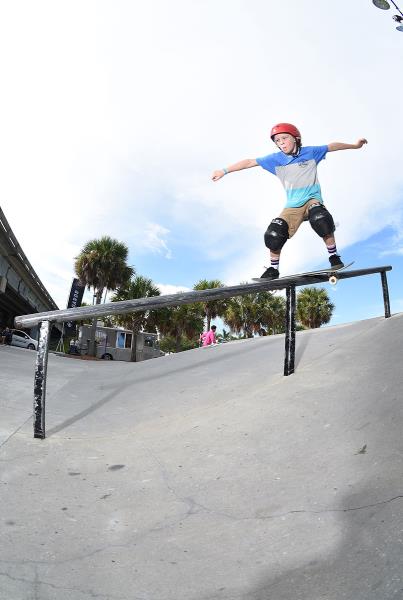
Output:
[270, 123, 301, 141]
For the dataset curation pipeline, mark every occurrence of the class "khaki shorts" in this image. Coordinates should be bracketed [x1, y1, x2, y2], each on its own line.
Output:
[279, 199, 321, 238]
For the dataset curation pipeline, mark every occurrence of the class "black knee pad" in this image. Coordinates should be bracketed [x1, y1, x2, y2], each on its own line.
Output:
[264, 218, 289, 252]
[308, 204, 335, 238]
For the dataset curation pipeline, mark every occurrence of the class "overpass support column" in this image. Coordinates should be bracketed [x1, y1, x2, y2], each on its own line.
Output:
[284, 285, 296, 376]
[33, 321, 51, 439]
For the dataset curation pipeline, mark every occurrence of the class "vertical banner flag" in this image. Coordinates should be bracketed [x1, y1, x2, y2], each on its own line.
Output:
[65, 278, 85, 332]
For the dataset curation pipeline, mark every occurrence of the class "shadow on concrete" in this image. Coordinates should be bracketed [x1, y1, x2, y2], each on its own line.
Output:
[245, 486, 403, 600]
[294, 329, 312, 368]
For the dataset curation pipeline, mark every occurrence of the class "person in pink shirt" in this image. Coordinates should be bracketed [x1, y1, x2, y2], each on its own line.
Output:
[202, 325, 217, 346]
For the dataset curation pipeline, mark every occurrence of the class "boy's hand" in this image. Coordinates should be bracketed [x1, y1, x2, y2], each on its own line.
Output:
[356, 138, 368, 148]
[211, 169, 226, 181]
[211, 159, 257, 179]
[328, 139, 368, 152]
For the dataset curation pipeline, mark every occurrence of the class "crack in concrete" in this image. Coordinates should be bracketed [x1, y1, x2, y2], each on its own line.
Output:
[144, 445, 403, 522]
[197, 493, 403, 522]
[0, 569, 135, 599]
[1, 487, 401, 571]
[0, 414, 33, 450]
[266, 494, 403, 519]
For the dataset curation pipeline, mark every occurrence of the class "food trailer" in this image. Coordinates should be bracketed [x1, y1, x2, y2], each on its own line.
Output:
[78, 325, 164, 361]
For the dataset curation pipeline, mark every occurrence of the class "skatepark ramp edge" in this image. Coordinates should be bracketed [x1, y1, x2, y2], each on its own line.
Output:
[14, 264, 392, 439]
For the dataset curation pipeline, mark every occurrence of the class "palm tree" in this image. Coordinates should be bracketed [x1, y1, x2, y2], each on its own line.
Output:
[75, 236, 133, 355]
[224, 291, 259, 338]
[158, 303, 204, 353]
[217, 328, 231, 342]
[258, 292, 286, 335]
[75, 237, 133, 303]
[193, 279, 227, 330]
[111, 275, 161, 362]
[296, 287, 335, 329]
[224, 289, 286, 338]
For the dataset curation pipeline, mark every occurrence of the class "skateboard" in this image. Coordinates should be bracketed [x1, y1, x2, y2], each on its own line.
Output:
[252, 261, 354, 286]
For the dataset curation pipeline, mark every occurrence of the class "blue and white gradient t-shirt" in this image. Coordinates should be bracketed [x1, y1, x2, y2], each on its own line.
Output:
[256, 145, 328, 208]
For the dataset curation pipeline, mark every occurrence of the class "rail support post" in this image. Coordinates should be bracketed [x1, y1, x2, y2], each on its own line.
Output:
[284, 285, 296, 376]
[381, 271, 391, 318]
[33, 321, 51, 439]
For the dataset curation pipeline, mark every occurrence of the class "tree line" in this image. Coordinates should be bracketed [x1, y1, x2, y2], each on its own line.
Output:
[74, 236, 335, 359]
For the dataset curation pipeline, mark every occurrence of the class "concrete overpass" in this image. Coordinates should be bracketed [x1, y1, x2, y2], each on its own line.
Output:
[0, 207, 58, 332]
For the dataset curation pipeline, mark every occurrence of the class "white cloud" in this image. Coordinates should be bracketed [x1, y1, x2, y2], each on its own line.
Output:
[156, 283, 191, 295]
[143, 223, 172, 259]
[0, 0, 402, 309]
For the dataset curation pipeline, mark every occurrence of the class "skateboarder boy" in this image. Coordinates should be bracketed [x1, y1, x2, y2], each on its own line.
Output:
[212, 123, 367, 279]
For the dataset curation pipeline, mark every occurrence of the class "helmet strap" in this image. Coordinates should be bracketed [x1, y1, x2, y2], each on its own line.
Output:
[291, 138, 301, 156]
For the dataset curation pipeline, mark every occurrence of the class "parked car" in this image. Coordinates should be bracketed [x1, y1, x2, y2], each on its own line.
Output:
[10, 329, 38, 350]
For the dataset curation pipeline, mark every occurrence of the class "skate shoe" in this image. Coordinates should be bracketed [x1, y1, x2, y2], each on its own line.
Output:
[260, 266, 280, 280]
[329, 254, 344, 269]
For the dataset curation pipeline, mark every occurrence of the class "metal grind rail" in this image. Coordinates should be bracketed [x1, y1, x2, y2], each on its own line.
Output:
[14, 265, 392, 439]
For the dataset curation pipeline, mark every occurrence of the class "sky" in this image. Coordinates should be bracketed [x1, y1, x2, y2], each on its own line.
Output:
[0, 0, 402, 328]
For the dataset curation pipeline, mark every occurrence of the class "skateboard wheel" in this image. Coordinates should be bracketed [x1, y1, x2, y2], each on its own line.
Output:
[329, 275, 338, 285]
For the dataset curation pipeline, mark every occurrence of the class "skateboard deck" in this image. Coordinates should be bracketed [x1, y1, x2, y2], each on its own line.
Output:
[252, 261, 354, 285]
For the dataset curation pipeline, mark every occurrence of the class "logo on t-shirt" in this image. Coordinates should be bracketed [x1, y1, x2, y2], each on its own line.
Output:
[298, 161, 309, 168]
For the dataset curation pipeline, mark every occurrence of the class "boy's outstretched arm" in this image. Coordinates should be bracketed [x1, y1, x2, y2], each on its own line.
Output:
[327, 138, 368, 152]
[211, 158, 258, 181]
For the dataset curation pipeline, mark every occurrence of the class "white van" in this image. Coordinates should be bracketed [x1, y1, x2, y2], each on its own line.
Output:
[78, 325, 164, 361]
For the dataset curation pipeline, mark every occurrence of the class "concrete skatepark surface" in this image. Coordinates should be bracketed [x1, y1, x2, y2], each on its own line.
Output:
[1, 314, 403, 599]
